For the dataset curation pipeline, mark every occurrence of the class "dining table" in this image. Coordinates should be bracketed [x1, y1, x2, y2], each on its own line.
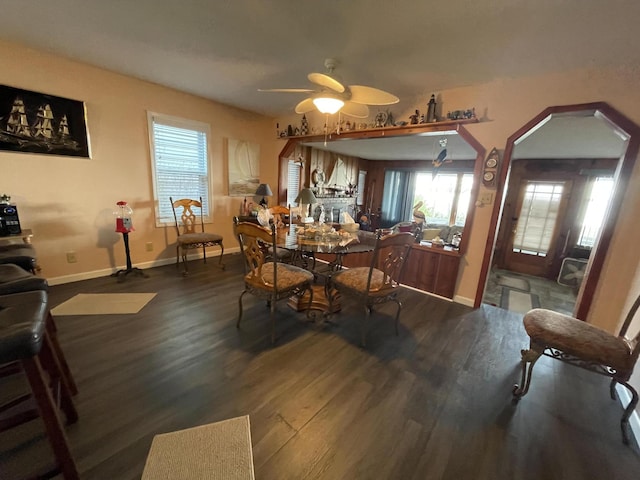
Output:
[275, 225, 376, 315]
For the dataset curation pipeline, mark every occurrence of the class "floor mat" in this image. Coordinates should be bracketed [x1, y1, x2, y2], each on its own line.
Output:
[51, 293, 157, 316]
[501, 287, 540, 314]
[496, 275, 530, 292]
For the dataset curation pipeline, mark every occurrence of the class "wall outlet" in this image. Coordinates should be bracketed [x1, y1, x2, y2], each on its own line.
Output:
[145, 242, 154, 252]
[66, 251, 77, 263]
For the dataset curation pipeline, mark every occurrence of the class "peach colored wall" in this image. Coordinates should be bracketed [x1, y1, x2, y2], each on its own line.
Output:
[0, 40, 278, 281]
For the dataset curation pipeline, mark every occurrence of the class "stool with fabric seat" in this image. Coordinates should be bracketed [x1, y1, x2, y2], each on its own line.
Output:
[0, 243, 38, 273]
[0, 264, 78, 395]
[0, 291, 79, 479]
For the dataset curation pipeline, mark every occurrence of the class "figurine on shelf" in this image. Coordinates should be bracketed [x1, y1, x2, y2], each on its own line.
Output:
[409, 109, 420, 124]
[300, 115, 309, 135]
[427, 94, 437, 122]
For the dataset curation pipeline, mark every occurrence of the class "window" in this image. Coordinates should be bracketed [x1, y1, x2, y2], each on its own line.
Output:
[356, 170, 367, 206]
[148, 113, 210, 226]
[287, 160, 301, 207]
[412, 172, 473, 226]
[513, 181, 564, 256]
[380, 170, 472, 228]
[577, 176, 614, 247]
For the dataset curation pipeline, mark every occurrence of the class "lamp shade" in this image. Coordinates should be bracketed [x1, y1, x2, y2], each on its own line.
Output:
[313, 96, 344, 115]
[255, 183, 273, 197]
[295, 188, 317, 205]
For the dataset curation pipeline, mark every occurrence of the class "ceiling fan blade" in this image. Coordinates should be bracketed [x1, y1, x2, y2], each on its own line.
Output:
[294, 98, 316, 114]
[307, 73, 345, 93]
[341, 101, 369, 118]
[258, 88, 315, 93]
[349, 85, 399, 105]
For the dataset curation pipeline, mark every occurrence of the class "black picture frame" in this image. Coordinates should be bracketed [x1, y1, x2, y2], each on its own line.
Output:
[0, 84, 90, 158]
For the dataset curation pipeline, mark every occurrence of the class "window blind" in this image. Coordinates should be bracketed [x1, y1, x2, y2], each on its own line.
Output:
[149, 114, 210, 225]
[287, 160, 301, 206]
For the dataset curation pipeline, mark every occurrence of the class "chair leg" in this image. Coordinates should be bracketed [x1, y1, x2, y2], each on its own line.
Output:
[217, 242, 225, 270]
[393, 297, 403, 336]
[39, 334, 78, 424]
[360, 303, 371, 347]
[175, 245, 180, 267]
[512, 344, 543, 399]
[46, 313, 78, 396]
[618, 380, 639, 445]
[270, 296, 277, 344]
[305, 284, 315, 319]
[610, 378, 618, 400]
[237, 290, 248, 328]
[22, 356, 79, 480]
[202, 245, 207, 263]
[181, 247, 189, 275]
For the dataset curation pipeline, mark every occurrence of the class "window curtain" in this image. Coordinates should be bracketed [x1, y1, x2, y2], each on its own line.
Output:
[380, 170, 414, 227]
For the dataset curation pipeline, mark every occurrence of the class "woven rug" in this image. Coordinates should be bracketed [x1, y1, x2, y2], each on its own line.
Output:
[501, 287, 540, 314]
[51, 293, 156, 316]
[142, 415, 255, 480]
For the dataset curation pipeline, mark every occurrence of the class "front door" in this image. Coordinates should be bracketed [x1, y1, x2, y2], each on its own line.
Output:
[503, 180, 572, 277]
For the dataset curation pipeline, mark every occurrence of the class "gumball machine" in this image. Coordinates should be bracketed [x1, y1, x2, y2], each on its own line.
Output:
[112, 201, 146, 280]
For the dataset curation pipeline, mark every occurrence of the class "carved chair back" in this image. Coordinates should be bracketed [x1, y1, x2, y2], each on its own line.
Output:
[171, 197, 205, 236]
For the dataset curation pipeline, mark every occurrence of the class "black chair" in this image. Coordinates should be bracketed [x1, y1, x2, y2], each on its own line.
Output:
[0, 291, 79, 479]
[0, 243, 38, 273]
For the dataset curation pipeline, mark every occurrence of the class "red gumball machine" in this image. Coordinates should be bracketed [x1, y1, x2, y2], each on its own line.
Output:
[112, 201, 146, 280]
[115, 201, 134, 233]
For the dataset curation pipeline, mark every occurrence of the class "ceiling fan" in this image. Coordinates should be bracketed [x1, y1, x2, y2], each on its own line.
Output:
[259, 58, 399, 118]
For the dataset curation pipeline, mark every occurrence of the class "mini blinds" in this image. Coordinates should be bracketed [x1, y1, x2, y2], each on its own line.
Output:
[287, 160, 301, 206]
[149, 114, 210, 225]
[513, 181, 564, 257]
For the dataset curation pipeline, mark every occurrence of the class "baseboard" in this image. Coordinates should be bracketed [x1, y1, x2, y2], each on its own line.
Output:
[453, 295, 474, 307]
[616, 384, 640, 444]
[47, 247, 241, 286]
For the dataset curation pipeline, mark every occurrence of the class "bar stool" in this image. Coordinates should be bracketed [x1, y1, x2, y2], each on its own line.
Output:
[0, 291, 79, 479]
[0, 264, 77, 395]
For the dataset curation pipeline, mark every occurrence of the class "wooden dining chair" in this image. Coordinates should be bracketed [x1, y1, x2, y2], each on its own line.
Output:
[170, 197, 224, 275]
[512, 293, 640, 444]
[233, 218, 314, 343]
[328, 230, 414, 347]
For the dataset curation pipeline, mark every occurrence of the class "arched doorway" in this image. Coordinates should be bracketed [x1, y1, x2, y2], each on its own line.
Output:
[476, 102, 640, 319]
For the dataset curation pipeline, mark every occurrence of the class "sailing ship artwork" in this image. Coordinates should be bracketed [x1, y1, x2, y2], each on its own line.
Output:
[227, 138, 260, 196]
[0, 85, 90, 157]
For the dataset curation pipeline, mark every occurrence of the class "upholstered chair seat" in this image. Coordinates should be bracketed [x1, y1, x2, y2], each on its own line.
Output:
[328, 231, 414, 347]
[513, 296, 640, 445]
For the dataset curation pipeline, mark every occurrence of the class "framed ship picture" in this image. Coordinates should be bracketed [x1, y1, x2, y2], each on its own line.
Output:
[0, 84, 90, 158]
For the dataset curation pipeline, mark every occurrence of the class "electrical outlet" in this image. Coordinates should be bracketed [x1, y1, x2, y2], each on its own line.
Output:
[145, 242, 154, 252]
[480, 192, 494, 205]
[66, 252, 77, 263]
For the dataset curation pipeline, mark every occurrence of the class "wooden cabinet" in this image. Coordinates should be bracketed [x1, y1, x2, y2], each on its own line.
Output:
[401, 245, 460, 299]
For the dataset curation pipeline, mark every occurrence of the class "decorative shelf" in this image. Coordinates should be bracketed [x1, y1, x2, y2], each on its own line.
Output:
[277, 118, 480, 141]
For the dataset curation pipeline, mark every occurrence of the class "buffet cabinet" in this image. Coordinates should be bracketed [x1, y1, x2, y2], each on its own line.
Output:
[400, 244, 460, 299]
[324, 242, 461, 299]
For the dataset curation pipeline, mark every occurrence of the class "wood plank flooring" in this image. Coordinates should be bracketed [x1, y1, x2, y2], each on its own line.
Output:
[1, 253, 639, 479]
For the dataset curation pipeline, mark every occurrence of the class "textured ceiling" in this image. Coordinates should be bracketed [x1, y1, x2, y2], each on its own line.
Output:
[0, 1, 635, 159]
[1, 0, 639, 118]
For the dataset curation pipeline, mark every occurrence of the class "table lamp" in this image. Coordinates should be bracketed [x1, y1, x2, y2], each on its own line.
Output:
[295, 188, 318, 219]
[255, 183, 273, 208]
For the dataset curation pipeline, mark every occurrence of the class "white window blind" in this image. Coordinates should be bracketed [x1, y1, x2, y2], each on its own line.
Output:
[287, 160, 301, 206]
[357, 170, 366, 206]
[148, 113, 210, 225]
[513, 181, 564, 256]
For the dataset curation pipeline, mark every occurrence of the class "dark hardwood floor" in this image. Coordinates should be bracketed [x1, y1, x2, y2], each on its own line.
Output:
[1, 253, 639, 479]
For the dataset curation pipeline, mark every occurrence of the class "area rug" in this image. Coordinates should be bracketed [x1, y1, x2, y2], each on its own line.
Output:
[142, 415, 255, 480]
[496, 275, 530, 292]
[51, 293, 156, 316]
[501, 287, 540, 314]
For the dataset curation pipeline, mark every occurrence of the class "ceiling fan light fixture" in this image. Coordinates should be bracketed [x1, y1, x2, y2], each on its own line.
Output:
[313, 96, 344, 114]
